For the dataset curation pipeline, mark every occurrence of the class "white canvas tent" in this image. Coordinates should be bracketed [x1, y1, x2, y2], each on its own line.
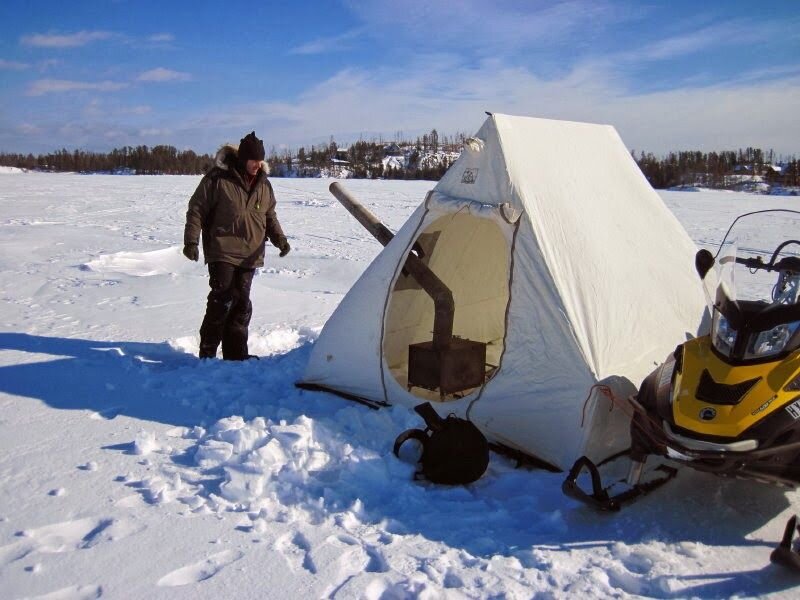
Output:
[300, 114, 706, 470]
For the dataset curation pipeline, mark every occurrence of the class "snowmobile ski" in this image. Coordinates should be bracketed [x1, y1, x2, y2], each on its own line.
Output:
[562, 453, 677, 512]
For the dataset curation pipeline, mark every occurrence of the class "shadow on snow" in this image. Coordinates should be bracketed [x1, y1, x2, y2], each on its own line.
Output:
[0, 332, 796, 596]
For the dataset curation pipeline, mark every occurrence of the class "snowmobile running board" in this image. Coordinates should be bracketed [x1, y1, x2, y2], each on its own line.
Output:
[562, 455, 678, 512]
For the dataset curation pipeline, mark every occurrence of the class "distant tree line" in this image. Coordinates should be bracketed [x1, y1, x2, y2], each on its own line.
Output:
[267, 129, 466, 181]
[634, 148, 799, 189]
[2, 138, 797, 189]
[0, 130, 463, 180]
[0, 145, 214, 174]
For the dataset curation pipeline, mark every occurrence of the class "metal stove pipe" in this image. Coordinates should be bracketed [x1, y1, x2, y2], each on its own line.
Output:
[329, 182, 454, 349]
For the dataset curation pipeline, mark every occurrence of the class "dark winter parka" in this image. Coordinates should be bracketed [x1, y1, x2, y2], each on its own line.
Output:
[184, 145, 286, 268]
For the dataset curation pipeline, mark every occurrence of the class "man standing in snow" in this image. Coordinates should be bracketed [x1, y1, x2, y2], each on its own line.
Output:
[182, 131, 290, 360]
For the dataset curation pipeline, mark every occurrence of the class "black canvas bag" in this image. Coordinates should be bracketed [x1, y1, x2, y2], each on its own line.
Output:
[393, 402, 489, 484]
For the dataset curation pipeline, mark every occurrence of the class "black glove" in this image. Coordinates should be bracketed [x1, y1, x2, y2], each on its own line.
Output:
[278, 239, 291, 258]
[182, 243, 199, 261]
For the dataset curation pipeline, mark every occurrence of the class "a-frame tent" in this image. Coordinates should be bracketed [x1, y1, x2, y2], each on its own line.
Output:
[300, 114, 706, 470]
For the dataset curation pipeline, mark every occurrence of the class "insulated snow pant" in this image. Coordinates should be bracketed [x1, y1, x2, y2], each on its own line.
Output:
[198, 262, 255, 360]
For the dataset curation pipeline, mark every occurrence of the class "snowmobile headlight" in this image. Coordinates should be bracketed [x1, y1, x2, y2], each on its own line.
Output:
[711, 311, 737, 357]
[745, 320, 800, 360]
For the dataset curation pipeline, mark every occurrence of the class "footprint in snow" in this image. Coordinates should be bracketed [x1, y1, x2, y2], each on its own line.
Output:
[275, 531, 317, 574]
[620, 552, 654, 575]
[0, 517, 144, 567]
[364, 544, 389, 573]
[157, 549, 243, 587]
[24, 583, 103, 599]
[606, 564, 646, 597]
[320, 535, 380, 598]
[443, 570, 464, 589]
[364, 578, 430, 600]
[332, 533, 359, 546]
[324, 533, 393, 597]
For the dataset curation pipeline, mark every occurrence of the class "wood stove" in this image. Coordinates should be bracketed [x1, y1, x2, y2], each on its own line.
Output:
[408, 338, 487, 399]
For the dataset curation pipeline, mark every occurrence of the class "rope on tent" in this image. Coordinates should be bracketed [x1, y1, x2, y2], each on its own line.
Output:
[579, 384, 616, 427]
[578, 383, 671, 447]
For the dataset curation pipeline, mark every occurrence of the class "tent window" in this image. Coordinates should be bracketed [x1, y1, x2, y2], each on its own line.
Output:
[383, 212, 511, 401]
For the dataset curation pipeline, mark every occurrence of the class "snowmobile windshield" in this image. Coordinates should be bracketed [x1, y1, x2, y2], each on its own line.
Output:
[708, 209, 800, 361]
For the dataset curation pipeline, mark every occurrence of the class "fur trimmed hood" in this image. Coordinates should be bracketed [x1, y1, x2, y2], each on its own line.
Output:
[214, 143, 270, 175]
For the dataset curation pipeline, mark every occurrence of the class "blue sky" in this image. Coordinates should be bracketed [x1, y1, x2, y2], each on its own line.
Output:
[1, 0, 798, 155]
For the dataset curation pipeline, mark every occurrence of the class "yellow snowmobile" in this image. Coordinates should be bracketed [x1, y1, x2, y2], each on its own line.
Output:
[565, 209, 800, 516]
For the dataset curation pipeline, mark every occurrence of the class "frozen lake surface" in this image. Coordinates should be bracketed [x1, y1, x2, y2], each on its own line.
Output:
[1, 173, 799, 599]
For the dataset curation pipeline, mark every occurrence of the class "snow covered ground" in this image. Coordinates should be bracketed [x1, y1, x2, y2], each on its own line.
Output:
[1, 173, 799, 599]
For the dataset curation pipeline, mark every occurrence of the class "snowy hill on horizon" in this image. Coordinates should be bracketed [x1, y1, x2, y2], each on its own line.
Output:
[1, 174, 799, 599]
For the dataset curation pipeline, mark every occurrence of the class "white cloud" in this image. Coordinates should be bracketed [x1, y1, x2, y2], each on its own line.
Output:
[621, 19, 792, 63]
[289, 28, 365, 55]
[147, 33, 175, 43]
[0, 58, 30, 70]
[8, 44, 799, 156]
[82, 99, 154, 121]
[102, 129, 132, 141]
[194, 58, 800, 155]
[604, 80, 800, 154]
[137, 68, 191, 82]
[27, 79, 129, 96]
[17, 123, 43, 135]
[128, 105, 152, 115]
[343, 0, 631, 55]
[139, 128, 172, 137]
[343, 2, 796, 83]
[21, 30, 115, 48]
[82, 98, 103, 117]
[37, 59, 62, 71]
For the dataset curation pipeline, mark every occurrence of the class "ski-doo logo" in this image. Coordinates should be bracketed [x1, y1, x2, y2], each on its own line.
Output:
[786, 399, 800, 420]
[461, 168, 479, 184]
[699, 407, 717, 421]
[751, 395, 776, 416]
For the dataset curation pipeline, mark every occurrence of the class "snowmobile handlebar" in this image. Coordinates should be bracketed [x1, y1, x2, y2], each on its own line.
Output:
[733, 256, 768, 270]
[727, 239, 800, 274]
[697, 241, 800, 280]
[734, 254, 800, 274]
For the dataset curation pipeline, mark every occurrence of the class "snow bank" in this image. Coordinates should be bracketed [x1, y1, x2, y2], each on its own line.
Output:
[83, 246, 187, 277]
